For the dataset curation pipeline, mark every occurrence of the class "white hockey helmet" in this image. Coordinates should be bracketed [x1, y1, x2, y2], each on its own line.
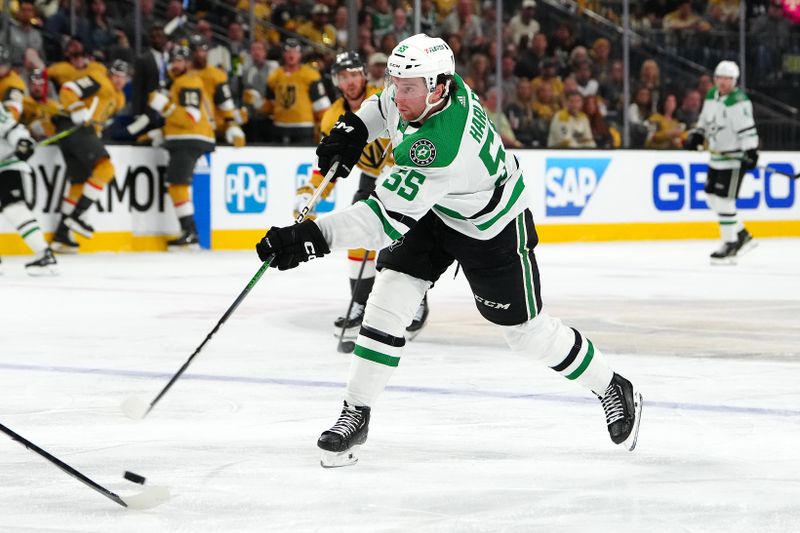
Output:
[714, 60, 739, 80]
[386, 33, 455, 93]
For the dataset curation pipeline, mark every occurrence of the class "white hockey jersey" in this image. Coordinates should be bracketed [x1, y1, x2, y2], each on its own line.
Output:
[697, 87, 759, 170]
[317, 74, 527, 252]
[0, 104, 34, 173]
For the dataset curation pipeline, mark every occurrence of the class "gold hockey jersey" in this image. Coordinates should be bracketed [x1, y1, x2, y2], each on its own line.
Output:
[59, 69, 124, 134]
[155, 71, 215, 144]
[266, 65, 330, 128]
[320, 87, 392, 178]
[191, 64, 235, 132]
[21, 96, 59, 139]
[47, 61, 108, 91]
[0, 70, 27, 120]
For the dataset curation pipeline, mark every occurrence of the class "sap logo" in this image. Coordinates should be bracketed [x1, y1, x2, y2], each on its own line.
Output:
[225, 163, 267, 213]
[545, 158, 610, 216]
[652, 163, 795, 210]
[296, 163, 335, 213]
[474, 294, 511, 310]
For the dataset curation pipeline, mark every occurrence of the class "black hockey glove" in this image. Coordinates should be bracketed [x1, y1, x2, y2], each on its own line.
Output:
[316, 111, 368, 180]
[256, 220, 331, 270]
[14, 138, 35, 161]
[742, 149, 759, 170]
[684, 129, 705, 151]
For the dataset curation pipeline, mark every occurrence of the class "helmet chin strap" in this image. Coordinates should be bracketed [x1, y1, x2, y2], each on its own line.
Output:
[408, 79, 451, 123]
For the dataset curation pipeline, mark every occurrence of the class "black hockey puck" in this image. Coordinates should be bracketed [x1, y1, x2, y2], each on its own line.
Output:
[123, 471, 146, 485]
[338, 341, 355, 354]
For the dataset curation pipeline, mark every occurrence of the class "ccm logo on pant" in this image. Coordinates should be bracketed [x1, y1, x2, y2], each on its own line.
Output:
[474, 295, 510, 309]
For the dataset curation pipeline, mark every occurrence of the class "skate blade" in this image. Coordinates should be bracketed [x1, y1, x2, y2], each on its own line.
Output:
[737, 240, 758, 257]
[63, 219, 93, 239]
[50, 243, 79, 254]
[622, 392, 643, 452]
[25, 265, 59, 277]
[710, 257, 737, 266]
[320, 445, 360, 468]
[166, 243, 201, 253]
[405, 324, 426, 341]
[332, 325, 359, 340]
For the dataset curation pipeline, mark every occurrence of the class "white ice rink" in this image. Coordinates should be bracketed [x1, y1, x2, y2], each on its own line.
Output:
[1, 238, 799, 532]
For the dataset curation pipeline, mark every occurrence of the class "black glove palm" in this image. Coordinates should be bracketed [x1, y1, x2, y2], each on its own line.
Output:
[742, 149, 759, 170]
[14, 138, 35, 161]
[316, 111, 368, 180]
[684, 130, 704, 151]
[256, 220, 331, 270]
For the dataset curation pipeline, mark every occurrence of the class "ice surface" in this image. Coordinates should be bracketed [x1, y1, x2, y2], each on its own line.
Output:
[1, 239, 799, 532]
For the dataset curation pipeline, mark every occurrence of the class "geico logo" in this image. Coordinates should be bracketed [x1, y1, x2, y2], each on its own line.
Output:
[474, 294, 511, 309]
[225, 163, 267, 213]
[652, 163, 796, 210]
[545, 158, 610, 217]
[27, 163, 170, 213]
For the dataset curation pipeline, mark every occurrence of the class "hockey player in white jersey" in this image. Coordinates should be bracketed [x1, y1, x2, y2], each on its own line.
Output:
[685, 60, 759, 264]
[0, 105, 58, 275]
[256, 34, 642, 467]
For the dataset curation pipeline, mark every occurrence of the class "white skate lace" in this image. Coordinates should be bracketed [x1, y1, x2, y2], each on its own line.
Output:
[329, 406, 363, 437]
[600, 384, 625, 425]
[346, 302, 365, 321]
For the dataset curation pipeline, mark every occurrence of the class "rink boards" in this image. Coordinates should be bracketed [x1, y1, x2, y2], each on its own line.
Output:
[1, 145, 799, 254]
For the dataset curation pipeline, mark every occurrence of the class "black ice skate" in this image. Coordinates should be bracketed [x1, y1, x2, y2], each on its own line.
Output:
[63, 214, 94, 239]
[598, 373, 642, 451]
[709, 241, 738, 265]
[333, 302, 365, 339]
[25, 248, 58, 276]
[734, 228, 757, 257]
[405, 294, 429, 340]
[318, 401, 371, 468]
[166, 230, 200, 251]
[51, 220, 79, 254]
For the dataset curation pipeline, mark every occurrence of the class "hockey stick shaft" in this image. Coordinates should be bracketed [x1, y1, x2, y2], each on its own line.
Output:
[0, 421, 128, 507]
[0, 125, 81, 170]
[140, 160, 341, 418]
[708, 150, 800, 180]
[337, 252, 370, 353]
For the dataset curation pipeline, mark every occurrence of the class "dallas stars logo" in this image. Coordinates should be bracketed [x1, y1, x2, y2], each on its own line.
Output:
[409, 139, 436, 166]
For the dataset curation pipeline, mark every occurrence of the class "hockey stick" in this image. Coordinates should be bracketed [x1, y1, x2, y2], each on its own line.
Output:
[0, 421, 170, 510]
[336, 253, 370, 354]
[708, 150, 800, 180]
[0, 125, 81, 170]
[121, 159, 341, 420]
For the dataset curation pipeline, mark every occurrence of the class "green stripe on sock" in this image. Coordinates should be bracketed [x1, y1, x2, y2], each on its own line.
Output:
[566, 339, 595, 380]
[21, 226, 40, 238]
[353, 344, 400, 367]
[719, 220, 737, 225]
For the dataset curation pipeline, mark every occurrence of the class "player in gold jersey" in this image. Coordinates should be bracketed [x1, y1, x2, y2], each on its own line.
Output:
[21, 69, 58, 140]
[264, 39, 330, 144]
[294, 52, 427, 340]
[143, 45, 216, 249]
[50, 55, 128, 253]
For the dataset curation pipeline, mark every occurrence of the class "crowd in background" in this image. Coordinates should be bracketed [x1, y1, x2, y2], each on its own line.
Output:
[1, 0, 797, 149]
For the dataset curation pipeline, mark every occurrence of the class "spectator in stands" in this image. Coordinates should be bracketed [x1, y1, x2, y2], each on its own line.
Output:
[446, 33, 467, 72]
[638, 59, 661, 109]
[550, 23, 579, 71]
[646, 93, 686, 149]
[506, 77, 546, 147]
[508, 0, 540, 48]
[390, 7, 414, 43]
[370, 0, 394, 45]
[44, 0, 89, 61]
[357, 22, 376, 59]
[548, 91, 595, 148]
[709, 0, 740, 25]
[464, 53, 490, 97]
[583, 95, 618, 149]
[378, 33, 398, 56]
[6, 0, 47, 68]
[676, 88, 701, 128]
[367, 52, 387, 89]
[628, 86, 654, 147]
[419, 0, 440, 37]
[488, 54, 518, 97]
[532, 57, 564, 104]
[265, 39, 331, 145]
[533, 82, 559, 126]
[242, 40, 278, 143]
[590, 38, 612, 83]
[333, 6, 349, 49]
[574, 60, 599, 97]
[483, 87, 523, 148]
[163, 0, 189, 42]
[123, 0, 159, 50]
[696, 73, 713, 96]
[629, 3, 652, 36]
[298, 4, 337, 48]
[750, 0, 791, 81]
[442, 0, 484, 47]
[514, 32, 548, 80]
[663, 1, 706, 43]
[479, 0, 499, 42]
[129, 24, 168, 136]
[86, 0, 123, 59]
[599, 59, 624, 123]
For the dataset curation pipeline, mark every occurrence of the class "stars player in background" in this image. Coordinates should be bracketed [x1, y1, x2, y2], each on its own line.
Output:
[256, 34, 643, 467]
[295, 51, 429, 340]
[685, 60, 759, 265]
[50, 57, 128, 253]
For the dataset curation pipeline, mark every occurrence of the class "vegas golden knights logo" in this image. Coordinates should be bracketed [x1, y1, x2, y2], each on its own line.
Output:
[279, 85, 297, 108]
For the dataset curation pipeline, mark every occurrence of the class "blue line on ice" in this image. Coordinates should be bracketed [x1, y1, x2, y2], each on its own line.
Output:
[1, 362, 797, 418]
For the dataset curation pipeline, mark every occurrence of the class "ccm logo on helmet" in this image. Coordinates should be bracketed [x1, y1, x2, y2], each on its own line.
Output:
[474, 295, 510, 310]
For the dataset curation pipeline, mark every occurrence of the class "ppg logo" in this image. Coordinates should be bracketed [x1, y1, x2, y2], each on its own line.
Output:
[225, 163, 267, 213]
[545, 158, 610, 216]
